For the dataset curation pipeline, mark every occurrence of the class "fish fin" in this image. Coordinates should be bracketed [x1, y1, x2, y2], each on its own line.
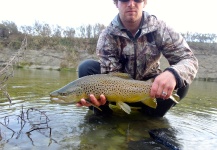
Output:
[108, 72, 132, 79]
[116, 101, 131, 114]
[146, 78, 155, 83]
[141, 97, 157, 109]
[85, 99, 102, 111]
[170, 91, 180, 103]
[141, 91, 180, 109]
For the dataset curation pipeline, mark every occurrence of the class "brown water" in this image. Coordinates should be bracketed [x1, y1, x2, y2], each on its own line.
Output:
[0, 69, 217, 150]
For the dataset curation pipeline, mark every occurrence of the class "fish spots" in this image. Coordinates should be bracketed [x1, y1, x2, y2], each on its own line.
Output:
[53, 74, 153, 104]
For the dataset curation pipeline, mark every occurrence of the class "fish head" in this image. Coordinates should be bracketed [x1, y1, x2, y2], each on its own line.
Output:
[50, 85, 87, 103]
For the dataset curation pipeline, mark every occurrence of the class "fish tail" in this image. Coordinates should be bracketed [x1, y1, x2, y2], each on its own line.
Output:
[170, 91, 180, 103]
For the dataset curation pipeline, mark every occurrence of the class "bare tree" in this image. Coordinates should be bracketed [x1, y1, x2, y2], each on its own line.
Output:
[63, 27, 75, 38]
[41, 23, 51, 37]
[52, 25, 62, 37]
[86, 24, 92, 39]
[20, 25, 33, 35]
[33, 21, 42, 36]
[92, 23, 105, 38]
[79, 25, 86, 38]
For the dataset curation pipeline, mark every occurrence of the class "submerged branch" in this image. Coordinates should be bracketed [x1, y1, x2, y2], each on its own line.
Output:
[0, 106, 56, 145]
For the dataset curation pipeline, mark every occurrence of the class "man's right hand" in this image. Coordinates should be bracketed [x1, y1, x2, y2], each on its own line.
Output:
[76, 94, 106, 107]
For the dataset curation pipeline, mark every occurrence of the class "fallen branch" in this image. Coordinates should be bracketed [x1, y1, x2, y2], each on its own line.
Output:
[0, 36, 27, 103]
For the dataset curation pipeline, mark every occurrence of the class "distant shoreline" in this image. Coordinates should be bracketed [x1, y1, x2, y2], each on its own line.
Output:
[1, 48, 217, 82]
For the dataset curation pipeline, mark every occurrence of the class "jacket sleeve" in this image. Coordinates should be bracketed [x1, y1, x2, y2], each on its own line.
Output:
[156, 20, 199, 87]
[96, 28, 122, 74]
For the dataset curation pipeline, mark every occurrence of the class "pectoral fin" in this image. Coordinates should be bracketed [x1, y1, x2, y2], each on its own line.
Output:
[117, 101, 131, 114]
[141, 97, 157, 109]
[85, 99, 102, 111]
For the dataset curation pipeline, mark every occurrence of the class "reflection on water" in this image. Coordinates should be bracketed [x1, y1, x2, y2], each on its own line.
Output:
[0, 69, 217, 150]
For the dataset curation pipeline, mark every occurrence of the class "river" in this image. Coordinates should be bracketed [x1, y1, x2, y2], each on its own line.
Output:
[0, 69, 216, 150]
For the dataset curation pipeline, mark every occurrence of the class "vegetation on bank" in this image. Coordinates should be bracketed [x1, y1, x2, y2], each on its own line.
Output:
[0, 20, 217, 54]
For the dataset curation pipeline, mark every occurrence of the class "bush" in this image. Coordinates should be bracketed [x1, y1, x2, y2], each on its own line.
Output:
[8, 40, 21, 50]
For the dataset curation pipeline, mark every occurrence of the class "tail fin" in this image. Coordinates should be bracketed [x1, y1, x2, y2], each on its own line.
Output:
[169, 91, 180, 104]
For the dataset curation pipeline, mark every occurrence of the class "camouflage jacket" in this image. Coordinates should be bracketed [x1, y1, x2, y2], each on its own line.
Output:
[96, 11, 198, 88]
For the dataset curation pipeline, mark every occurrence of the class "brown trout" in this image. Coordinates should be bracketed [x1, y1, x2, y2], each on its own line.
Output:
[50, 73, 179, 114]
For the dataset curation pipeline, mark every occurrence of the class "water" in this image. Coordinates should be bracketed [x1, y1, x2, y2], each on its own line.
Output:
[0, 69, 217, 150]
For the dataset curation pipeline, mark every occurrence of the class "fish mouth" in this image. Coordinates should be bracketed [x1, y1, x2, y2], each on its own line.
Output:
[50, 95, 76, 104]
[50, 96, 68, 103]
[50, 97, 61, 101]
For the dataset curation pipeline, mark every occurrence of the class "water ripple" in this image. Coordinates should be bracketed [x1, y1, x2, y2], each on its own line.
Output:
[1, 71, 217, 149]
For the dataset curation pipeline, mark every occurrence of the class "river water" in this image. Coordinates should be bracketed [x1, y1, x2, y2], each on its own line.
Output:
[0, 69, 216, 150]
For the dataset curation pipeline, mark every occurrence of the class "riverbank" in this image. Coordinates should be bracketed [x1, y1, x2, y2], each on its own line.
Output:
[1, 48, 216, 81]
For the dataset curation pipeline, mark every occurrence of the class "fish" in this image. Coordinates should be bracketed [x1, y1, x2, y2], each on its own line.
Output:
[49, 73, 180, 114]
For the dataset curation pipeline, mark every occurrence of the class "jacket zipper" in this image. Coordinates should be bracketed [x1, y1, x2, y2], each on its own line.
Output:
[133, 40, 137, 79]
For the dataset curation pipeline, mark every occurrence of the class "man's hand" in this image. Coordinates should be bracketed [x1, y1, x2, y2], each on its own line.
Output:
[76, 94, 106, 107]
[150, 71, 176, 99]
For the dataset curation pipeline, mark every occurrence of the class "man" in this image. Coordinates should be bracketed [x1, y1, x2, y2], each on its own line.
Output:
[76, 0, 198, 117]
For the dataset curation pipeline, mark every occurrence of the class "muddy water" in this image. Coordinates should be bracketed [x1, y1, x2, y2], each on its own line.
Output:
[0, 69, 216, 150]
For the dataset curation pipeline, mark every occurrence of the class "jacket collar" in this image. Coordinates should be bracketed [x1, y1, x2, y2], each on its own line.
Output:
[110, 11, 158, 36]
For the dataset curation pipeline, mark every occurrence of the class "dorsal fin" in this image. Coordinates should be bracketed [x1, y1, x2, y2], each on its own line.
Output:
[108, 72, 132, 79]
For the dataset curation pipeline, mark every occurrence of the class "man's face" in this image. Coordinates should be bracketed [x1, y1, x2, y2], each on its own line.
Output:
[116, 0, 146, 23]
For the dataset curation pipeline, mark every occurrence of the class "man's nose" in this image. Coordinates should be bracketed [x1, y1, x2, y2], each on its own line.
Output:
[127, 0, 136, 6]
